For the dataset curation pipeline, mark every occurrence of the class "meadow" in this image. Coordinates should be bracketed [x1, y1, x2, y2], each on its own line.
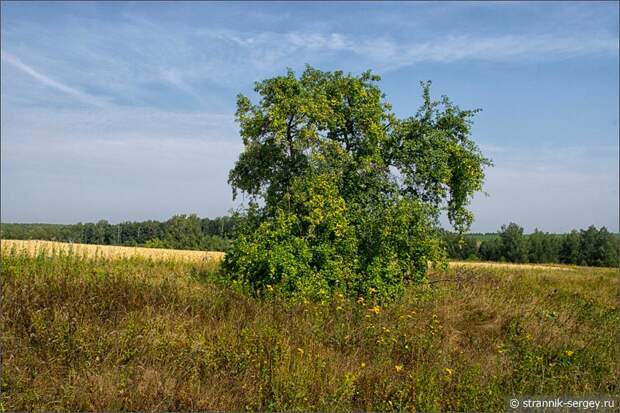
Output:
[1, 240, 618, 411]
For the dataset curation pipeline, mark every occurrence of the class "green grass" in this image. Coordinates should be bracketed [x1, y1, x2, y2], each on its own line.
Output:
[1, 250, 618, 411]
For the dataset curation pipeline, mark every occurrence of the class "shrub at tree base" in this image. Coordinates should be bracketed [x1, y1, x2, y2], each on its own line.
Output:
[224, 66, 491, 302]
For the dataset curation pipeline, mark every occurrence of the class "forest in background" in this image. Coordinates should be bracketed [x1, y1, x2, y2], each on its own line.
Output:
[0, 214, 236, 252]
[442, 223, 619, 267]
[1, 216, 618, 268]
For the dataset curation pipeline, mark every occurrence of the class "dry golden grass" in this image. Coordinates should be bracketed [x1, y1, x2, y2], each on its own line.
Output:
[449, 260, 577, 271]
[1, 247, 618, 411]
[0, 239, 224, 263]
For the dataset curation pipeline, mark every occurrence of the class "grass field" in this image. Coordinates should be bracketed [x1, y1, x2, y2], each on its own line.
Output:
[1, 240, 618, 411]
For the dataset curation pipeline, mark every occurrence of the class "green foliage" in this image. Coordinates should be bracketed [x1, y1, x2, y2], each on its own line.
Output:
[498, 222, 528, 263]
[163, 214, 206, 249]
[478, 238, 502, 261]
[143, 238, 168, 249]
[446, 224, 618, 267]
[1, 215, 236, 252]
[441, 230, 479, 260]
[559, 230, 581, 265]
[225, 172, 359, 301]
[225, 66, 489, 301]
[575, 226, 619, 267]
[0, 223, 82, 242]
[527, 229, 561, 263]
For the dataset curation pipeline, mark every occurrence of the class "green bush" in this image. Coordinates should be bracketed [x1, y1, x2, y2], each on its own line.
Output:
[225, 172, 358, 301]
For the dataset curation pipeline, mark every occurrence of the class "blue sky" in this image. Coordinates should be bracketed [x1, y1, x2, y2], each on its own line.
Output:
[1, 1, 618, 232]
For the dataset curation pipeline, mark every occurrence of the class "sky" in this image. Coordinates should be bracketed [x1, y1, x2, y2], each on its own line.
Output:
[1, 1, 618, 233]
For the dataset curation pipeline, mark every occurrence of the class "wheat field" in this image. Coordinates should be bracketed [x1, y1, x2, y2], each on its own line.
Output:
[449, 260, 576, 271]
[0, 239, 225, 262]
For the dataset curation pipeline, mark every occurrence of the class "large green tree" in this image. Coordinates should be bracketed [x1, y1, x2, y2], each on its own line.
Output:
[224, 66, 491, 301]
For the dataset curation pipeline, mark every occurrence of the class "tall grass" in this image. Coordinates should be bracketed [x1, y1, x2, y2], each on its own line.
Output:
[1, 247, 618, 411]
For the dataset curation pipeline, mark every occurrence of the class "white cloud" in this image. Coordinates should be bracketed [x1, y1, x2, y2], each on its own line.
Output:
[200, 30, 618, 73]
[2, 15, 617, 109]
[1, 50, 109, 108]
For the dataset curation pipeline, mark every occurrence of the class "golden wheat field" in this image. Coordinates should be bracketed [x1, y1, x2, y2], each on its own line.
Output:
[1, 239, 581, 272]
[0, 239, 225, 262]
[449, 260, 577, 271]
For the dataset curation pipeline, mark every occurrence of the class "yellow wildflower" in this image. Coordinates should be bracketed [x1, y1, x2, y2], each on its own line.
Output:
[369, 305, 381, 314]
[395, 364, 404, 372]
[445, 367, 454, 376]
[361, 362, 366, 368]
[565, 350, 574, 357]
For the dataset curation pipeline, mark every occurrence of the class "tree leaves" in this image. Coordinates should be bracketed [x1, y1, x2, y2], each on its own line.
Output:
[225, 66, 491, 301]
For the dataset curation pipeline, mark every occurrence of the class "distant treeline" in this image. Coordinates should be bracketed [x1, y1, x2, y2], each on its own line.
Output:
[442, 223, 619, 267]
[2, 218, 618, 267]
[0, 214, 237, 252]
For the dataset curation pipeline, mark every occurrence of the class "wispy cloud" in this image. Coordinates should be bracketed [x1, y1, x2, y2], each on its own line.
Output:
[2, 14, 617, 111]
[380, 33, 618, 67]
[1, 50, 109, 108]
[210, 30, 619, 71]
